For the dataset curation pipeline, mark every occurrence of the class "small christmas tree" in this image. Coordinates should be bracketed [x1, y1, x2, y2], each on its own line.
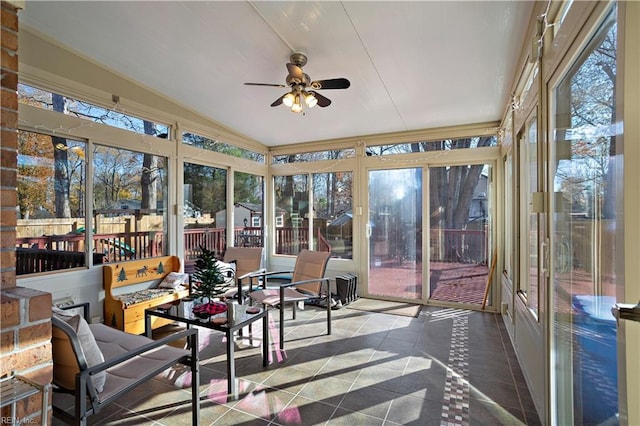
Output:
[191, 246, 227, 303]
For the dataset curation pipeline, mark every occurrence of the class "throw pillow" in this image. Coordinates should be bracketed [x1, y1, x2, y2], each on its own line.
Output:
[159, 272, 189, 289]
[217, 260, 236, 286]
[53, 309, 106, 393]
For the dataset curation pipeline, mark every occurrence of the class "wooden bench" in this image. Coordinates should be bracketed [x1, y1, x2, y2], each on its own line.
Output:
[103, 256, 189, 334]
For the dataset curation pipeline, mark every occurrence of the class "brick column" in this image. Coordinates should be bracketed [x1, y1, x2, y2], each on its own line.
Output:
[1, 2, 53, 424]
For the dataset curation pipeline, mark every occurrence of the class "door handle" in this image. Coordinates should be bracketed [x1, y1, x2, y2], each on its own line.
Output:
[612, 301, 640, 324]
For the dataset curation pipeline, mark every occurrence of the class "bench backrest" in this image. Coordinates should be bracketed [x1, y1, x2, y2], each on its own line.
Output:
[103, 256, 181, 294]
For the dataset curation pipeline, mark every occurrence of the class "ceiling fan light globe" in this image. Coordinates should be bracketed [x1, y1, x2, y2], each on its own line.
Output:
[283, 93, 295, 107]
[305, 93, 318, 108]
[291, 100, 303, 113]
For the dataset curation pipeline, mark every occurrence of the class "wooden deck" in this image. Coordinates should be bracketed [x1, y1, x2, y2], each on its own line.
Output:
[368, 260, 489, 305]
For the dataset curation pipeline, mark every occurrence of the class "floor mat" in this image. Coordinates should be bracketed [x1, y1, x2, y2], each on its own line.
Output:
[346, 298, 421, 317]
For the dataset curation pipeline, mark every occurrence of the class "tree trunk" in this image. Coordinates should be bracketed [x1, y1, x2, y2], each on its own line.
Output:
[52, 93, 71, 218]
[141, 121, 158, 212]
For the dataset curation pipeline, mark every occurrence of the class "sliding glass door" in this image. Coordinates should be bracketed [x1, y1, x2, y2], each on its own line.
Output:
[551, 8, 619, 424]
[367, 168, 423, 300]
[428, 164, 493, 306]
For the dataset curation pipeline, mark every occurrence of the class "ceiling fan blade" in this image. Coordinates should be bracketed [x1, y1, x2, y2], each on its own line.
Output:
[311, 78, 350, 90]
[286, 63, 304, 82]
[270, 94, 286, 107]
[244, 82, 287, 88]
[310, 91, 331, 107]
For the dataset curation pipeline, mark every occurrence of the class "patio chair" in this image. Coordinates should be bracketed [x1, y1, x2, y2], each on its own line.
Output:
[222, 246, 265, 304]
[249, 249, 332, 350]
[51, 303, 199, 425]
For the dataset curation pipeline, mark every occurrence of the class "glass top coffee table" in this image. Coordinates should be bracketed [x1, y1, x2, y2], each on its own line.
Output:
[145, 298, 269, 398]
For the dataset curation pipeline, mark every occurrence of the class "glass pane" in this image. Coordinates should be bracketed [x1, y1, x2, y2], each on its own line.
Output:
[233, 171, 264, 247]
[183, 163, 227, 268]
[18, 84, 169, 136]
[183, 132, 264, 163]
[92, 146, 167, 262]
[272, 149, 354, 163]
[367, 136, 496, 156]
[274, 175, 309, 255]
[368, 168, 422, 299]
[429, 164, 491, 305]
[16, 131, 88, 275]
[503, 152, 514, 283]
[552, 10, 618, 425]
[525, 116, 539, 318]
[314, 172, 353, 259]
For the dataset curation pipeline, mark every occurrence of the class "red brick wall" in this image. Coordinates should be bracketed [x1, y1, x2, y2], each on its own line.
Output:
[1, 2, 52, 424]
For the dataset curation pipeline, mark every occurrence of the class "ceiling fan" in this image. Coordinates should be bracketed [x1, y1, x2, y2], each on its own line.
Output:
[244, 52, 350, 113]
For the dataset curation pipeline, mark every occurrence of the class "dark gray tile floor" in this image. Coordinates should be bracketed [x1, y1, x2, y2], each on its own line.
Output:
[52, 304, 541, 425]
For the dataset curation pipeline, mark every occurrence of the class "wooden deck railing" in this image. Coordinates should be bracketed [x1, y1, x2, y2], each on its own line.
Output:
[16, 248, 107, 275]
[16, 226, 332, 275]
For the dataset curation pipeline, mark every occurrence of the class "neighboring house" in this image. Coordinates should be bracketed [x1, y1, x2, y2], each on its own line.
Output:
[215, 202, 268, 228]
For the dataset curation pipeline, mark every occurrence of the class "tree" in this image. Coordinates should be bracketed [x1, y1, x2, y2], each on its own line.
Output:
[141, 121, 159, 212]
[17, 131, 52, 218]
[52, 93, 71, 218]
[191, 246, 227, 302]
[428, 137, 493, 262]
[93, 146, 140, 209]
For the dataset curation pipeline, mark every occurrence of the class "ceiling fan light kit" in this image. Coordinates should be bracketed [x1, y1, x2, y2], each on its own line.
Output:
[245, 52, 350, 113]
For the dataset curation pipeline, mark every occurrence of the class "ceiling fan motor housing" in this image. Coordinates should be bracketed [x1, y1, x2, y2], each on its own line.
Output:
[289, 52, 308, 67]
[286, 73, 311, 87]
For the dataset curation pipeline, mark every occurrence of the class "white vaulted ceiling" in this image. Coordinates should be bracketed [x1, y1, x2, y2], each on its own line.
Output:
[18, 1, 534, 147]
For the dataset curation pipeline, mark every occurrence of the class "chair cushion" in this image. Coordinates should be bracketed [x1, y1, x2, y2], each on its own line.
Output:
[89, 324, 190, 402]
[250, 287, 310, 306]
[52, 308, 106, 393]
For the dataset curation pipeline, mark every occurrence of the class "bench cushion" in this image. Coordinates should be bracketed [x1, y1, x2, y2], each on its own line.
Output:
[89, 323, 190, 402]
[114, 288, 183, 307]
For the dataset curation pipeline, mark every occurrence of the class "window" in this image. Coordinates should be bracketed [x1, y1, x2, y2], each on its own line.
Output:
[366, 136, 497, 156]
[234, 171, 264, 247]
[274, 175, 308, 255]
[273, 172, 353, 257]
[503, 151, 515, 284]
[519, 115, 539, 319]
[18, 83, 169, 136]
[272, 149, 354, 164]
[16, 131, 88, 274]
[16, 131, 169, 275]
[183, 163, 227, 263]
[92, 145, 168, 262]
[183, 132, 264, 163]
[314, 172, 353, 259]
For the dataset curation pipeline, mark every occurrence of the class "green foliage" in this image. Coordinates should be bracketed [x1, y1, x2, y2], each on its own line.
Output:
[191, 246, 227, 301]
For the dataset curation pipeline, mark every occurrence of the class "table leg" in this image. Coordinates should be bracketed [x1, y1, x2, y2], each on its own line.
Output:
[262, 313, 268, 366]
[145, 313, 152, 338]
[226, 329, 235, 397]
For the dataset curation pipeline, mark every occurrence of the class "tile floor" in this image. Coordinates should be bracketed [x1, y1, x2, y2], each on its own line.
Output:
[52, 304, 541, 425]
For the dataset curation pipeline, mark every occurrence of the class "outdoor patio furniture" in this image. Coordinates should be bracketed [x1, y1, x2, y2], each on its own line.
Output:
[249, 249, 332, 350]
[51, 303, 199, 425]
[222, 246, 265, 303]
[103, 255, 190, 334]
